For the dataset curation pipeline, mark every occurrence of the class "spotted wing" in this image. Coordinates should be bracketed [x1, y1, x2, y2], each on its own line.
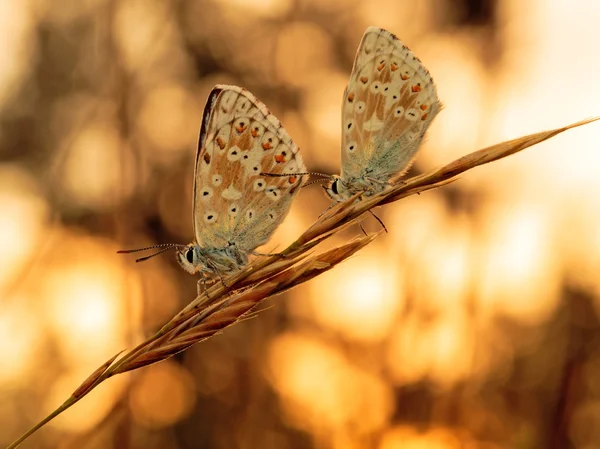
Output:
[340, 27, 441, 184]
[193, 85, 305, 253]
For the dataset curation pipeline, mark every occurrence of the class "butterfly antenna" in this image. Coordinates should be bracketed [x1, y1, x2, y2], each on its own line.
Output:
[302, 178, 331, 188]
[260, 171, 333, 179]
[133, 246, 178, 263]
[117, 243, 187, 254]
[118, 243, 189, 263]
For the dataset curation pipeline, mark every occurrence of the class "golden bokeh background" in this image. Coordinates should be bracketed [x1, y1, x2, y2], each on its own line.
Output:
[2, 1, 600, 448]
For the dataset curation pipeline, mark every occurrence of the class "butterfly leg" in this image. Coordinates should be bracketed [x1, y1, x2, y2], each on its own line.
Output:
[197, 270, 221, 297]
[357, 220, 368, 236]
[196, 271, 209, 297]
[365, 176, 393, 187]
[368, 210, 388, 233]
[206, 260, 230, 291]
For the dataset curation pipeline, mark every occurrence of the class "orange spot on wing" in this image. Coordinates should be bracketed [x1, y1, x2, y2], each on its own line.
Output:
[251, 127, 259, 137]
[288, 176, 297, 184]
[216, 137, 226, 149]
[401, 74, 409, 80]
[275, 154, 285, 163]
[203, 152, 211, 164]
[347, 92, 355, 102]
[391, 63, 398, 72]
[235, 123, 247, 133]
[262, 141, 273, 150]
[420, 104, 428, 110]
[421, 113, 428, 120]
[411, 84, 422, 92]
[377, 62, 385, 71]
[360, 76, 368, 84]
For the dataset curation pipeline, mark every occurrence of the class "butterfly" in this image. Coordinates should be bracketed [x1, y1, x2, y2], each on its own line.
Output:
[323, 26, 441, 203]
[119, 85, 306, 284]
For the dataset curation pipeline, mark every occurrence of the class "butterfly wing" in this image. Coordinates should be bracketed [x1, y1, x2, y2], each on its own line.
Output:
[340, 27, 440, 184]
[193, 85, 305, 254]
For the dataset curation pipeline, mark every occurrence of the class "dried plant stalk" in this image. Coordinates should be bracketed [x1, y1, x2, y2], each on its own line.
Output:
[6, 117, 598, 449]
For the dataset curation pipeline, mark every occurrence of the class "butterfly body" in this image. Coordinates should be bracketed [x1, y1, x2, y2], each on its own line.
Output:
[176, 243, 248, 276]
[325, 26, 441, 203]
[175, 85, 305, 279]
[325, 171, 389, 203]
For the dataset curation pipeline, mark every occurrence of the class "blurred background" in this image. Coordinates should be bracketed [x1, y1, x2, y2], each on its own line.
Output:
[2, 0, 600, 448]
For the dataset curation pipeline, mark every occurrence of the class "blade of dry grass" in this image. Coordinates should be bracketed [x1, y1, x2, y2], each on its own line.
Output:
[6, 117, 598, 449]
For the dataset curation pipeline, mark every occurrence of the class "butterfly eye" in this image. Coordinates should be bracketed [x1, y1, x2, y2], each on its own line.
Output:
[186, 248, 194, 264]
[331, 180, 339, 195]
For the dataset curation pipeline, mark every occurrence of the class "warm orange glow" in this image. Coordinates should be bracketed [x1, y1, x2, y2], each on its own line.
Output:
[216, 0, 293, 18]
[569, 399, 600, 447]
[420, 35, 487, 171]
[129, 361, 196, 428]
[275, 22, 332, 89]
[0, 302, 43, 385]
[60, 124, 131, 209]
[0, 0, 35, 108]
[379, 426, 464, 449]
[301, 72, 348, 167]
[112, 0, 182, 73]
[478, 203, 561, 324]
[268, 332, 393, 436]
[0, 166, 48, 292]
[43, 256, 132, 362]
[4, 1, 600, 447]
[136, 84, 202, 161]
[386, 311, 474, 387]
[309, 248, 402, 342]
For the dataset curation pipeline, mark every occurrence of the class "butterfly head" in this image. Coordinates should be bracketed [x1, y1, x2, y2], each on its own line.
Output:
[176, 244, 207, 274]
[323, 175, 350, 203]
[176, 241, 249, 276]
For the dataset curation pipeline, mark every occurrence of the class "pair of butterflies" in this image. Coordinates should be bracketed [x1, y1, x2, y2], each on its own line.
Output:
[120, 26, 441, 282]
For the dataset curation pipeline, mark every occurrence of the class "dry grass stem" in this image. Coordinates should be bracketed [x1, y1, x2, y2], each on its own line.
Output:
[6, 117, 598, 449]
